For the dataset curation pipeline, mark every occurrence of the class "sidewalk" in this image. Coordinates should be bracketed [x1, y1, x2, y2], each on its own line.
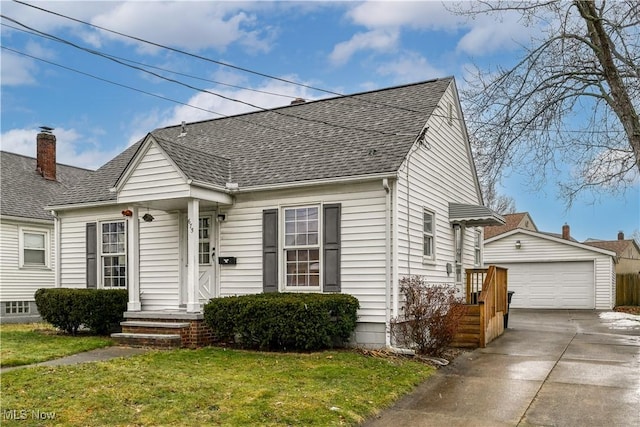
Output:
[1, 346, 149, 373]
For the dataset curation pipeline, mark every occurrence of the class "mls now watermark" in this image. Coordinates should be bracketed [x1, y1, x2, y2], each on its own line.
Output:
[3, 409, 56, 421]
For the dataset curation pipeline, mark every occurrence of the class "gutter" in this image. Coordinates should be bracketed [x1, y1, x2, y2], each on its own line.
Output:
[232, 172, 397, 193]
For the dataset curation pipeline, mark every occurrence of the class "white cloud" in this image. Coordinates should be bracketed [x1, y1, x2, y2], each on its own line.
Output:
[0, 51, 38, 86]
[456, 14, 533, 56]
[0, 127, 124, 170]
[89, 2, 273, 54]
[347, 1, 464, 30]
[376, 52, 446, 84]
[329, 30, 399, 65]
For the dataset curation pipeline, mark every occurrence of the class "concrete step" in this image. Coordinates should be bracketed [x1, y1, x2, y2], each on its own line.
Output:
[120, 321, 190, 329]
[111, 332, 182, 348]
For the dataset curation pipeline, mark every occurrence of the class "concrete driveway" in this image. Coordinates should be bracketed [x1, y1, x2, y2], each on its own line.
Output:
[363, 309, 640, 427]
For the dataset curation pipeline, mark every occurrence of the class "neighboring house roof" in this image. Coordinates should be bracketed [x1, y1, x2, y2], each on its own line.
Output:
[483, 212, 537, 239]
[583, 239, 640, 259]
[485, 228, 617, 259]
[0, 151, 92, 222]
[51, 77, 457, 207]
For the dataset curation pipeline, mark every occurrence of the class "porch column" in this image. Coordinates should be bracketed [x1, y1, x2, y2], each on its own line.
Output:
[187, 198, 200, 312]
[127, 206, 141, 311]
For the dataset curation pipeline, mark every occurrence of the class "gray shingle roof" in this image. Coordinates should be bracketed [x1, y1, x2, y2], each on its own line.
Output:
[1, 151, 92, 221]
[51, 77, 454, 207]
[449, 203, 505, 226]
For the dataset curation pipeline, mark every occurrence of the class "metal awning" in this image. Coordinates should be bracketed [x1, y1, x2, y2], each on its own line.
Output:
[448, 203, 505, 227]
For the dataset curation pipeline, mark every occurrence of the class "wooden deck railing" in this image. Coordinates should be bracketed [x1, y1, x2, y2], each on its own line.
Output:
[464, 265, 508, 347]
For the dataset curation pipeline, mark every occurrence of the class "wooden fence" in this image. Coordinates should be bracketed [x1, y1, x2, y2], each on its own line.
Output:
[616, 273, 640, 306]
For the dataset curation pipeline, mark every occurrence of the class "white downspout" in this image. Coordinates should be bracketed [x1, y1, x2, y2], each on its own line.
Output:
[392, 178, 400, 319]
[383, 178, 392, 347]
[51, 210, 61, 288]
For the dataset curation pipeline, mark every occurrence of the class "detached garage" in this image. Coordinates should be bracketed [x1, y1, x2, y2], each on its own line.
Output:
[484, 229, 616, 309]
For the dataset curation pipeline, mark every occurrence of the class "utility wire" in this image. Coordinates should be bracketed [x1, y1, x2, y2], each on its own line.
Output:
[4, 3, 625, 136]
[11, 0, 437, 116]
[2, 14, 414, 138]
[2, 21, 299, 101]
[0, 45, 337, 145]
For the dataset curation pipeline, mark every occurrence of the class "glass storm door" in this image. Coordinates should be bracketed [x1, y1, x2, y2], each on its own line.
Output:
[198, 215, 216, 303]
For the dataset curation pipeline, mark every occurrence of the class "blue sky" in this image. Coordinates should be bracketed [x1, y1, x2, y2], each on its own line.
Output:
[1, 1, 638, 242]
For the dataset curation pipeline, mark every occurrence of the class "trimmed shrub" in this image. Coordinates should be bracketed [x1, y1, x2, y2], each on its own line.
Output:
[204, 293, 359, 351]
[391, 276, 467, 356]
[35, 288, 128, 335]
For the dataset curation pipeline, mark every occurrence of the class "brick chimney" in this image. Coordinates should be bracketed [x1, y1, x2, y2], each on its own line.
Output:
[562, 223, 570, 240]
[36, 127, 56, 180]
[618, 231, 624, 240]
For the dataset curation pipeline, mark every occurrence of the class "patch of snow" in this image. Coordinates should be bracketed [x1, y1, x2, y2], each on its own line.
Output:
[599, 311, 640, 330]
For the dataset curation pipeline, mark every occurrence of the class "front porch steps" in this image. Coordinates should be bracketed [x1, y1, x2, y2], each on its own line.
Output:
[111, 312, 214, 348]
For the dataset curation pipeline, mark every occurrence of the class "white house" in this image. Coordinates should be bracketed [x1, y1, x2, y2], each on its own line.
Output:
[485, 227, 617, 310]
[47, 77, 504, 347]
[0, 130, 91, 322]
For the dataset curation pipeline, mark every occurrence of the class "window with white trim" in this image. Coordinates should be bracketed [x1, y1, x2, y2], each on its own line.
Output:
[284, 206, 320, 288]
[19, 228, 48, 268]
[101, 221, 126, 288]
[423, 209, 435, 260]
[474, 229, 482, 266]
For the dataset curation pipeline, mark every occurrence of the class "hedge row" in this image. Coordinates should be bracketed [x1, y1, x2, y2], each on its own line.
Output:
[203, 293, 359, 351]
[34, 288, 128, 335]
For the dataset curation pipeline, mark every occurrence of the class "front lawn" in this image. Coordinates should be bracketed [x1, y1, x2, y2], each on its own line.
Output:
[0, 323, 113, 367]
[1, 348, 434, 426]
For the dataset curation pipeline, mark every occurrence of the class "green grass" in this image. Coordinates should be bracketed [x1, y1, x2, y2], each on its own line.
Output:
[0, 348, 434, 426]
[0, 323, 113, 367]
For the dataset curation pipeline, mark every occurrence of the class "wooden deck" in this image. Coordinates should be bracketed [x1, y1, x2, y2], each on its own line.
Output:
[452, 266, 509, 349]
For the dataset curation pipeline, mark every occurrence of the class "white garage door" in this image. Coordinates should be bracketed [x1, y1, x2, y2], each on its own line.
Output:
[500, 261, 594, 309]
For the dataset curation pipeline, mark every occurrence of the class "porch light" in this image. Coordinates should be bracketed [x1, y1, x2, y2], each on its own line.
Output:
[142, 213, 154, 222]
[217, 213, 226, 222]
[515, 240, 522, 249]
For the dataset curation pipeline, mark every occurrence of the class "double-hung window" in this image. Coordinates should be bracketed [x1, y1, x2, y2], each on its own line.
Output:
[474, 229, 482, 266]
[19, 228, 48, 268]
[101, 221, 126, 288]
[423, 209, 435, 261]
[284, 206, 320, 288]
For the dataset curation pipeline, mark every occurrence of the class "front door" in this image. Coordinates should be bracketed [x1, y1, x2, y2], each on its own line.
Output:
[180, 213, 216, 306]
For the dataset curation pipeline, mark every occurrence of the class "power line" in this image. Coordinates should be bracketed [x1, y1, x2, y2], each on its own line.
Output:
[2, 21, 300, 101]
[11, 0, 435, 117]
[0, 45, 337, 145]
[2, 14, 414, 138]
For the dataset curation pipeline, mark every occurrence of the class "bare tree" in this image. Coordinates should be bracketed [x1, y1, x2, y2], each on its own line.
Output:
[483, 181, 517, 214]
[452, 0, 639, 205]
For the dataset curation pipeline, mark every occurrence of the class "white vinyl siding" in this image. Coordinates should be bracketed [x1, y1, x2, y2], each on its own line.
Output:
[484, 231, 615, 309]
[0, 220, 55, 302]
[396, 81, 482, 285]
[139, 210, 180, 310]
[219, 181, 387, 323]
[118, 142, 190, 203]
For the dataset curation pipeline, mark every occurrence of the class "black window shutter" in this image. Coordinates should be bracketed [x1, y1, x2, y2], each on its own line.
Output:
[86, 222, 97, 289]
[323, 203, 341, 293]
[262, 209, 278, 293]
